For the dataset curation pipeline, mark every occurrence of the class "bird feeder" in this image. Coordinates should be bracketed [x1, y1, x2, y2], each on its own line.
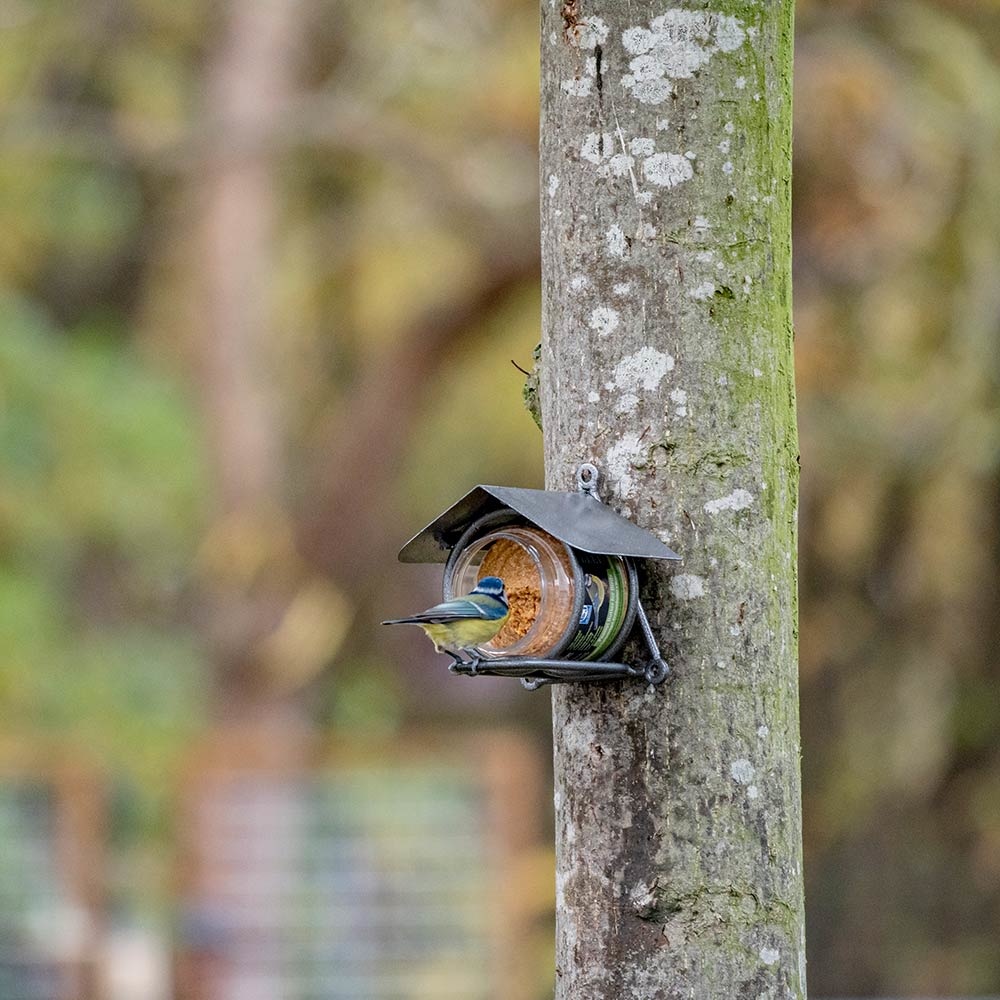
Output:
[396, 464, 681, 689]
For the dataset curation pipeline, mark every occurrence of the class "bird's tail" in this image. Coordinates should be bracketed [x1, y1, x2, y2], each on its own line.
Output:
[381, 617, 424, 625]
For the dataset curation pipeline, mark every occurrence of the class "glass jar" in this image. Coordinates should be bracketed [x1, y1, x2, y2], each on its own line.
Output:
[447, 525, 575, 658]
[444, 517, 635, 662]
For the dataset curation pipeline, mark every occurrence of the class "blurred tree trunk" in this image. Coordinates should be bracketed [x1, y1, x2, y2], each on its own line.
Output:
[539, 2, 805, 997]
[200, 0, 302, 510]
[196, 0, 303, 713]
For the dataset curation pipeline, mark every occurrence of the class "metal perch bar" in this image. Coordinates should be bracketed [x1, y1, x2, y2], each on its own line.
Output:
[448, 657, 643, 680]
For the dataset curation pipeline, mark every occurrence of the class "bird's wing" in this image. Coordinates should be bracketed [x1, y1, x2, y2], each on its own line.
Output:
[383, 597, 505, 625]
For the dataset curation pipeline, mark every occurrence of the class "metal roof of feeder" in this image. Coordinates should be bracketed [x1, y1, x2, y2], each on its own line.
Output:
[397, 484, 682, 564]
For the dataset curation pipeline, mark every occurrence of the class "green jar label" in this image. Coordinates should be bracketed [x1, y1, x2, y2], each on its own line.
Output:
[564, 554, 629, 661]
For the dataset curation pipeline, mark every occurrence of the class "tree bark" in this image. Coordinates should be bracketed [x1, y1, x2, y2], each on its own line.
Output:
[539, 2, 805, 997]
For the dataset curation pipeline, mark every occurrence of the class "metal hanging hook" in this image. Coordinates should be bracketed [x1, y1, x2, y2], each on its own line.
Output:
[577, 463, 601, 499]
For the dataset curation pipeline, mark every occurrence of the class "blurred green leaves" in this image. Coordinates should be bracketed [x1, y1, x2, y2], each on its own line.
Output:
[0, 293, 207, 767]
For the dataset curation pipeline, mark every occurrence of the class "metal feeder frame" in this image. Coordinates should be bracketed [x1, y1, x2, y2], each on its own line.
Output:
[398, 464, 680, 690]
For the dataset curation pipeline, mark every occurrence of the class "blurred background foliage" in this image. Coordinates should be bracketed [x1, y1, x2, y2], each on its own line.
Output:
[0, 0, 999, 996]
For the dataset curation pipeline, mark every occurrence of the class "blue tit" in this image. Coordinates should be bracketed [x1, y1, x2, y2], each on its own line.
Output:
[382, 576, 509, 663]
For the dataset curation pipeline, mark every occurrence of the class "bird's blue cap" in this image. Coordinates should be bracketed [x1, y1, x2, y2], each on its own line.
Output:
[473, 576, 506, 599]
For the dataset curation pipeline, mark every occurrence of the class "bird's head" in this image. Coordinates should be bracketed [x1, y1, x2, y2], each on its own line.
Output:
[473, 576, 508, 605]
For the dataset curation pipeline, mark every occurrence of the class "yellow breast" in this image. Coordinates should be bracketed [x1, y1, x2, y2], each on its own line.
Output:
[419, 615, 508, 653]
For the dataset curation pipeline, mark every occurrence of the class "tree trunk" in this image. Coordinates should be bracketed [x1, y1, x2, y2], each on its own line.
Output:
[539, 2, 805, 997]
[196, 0, 303, 712]
[199, 0, 301, 515]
